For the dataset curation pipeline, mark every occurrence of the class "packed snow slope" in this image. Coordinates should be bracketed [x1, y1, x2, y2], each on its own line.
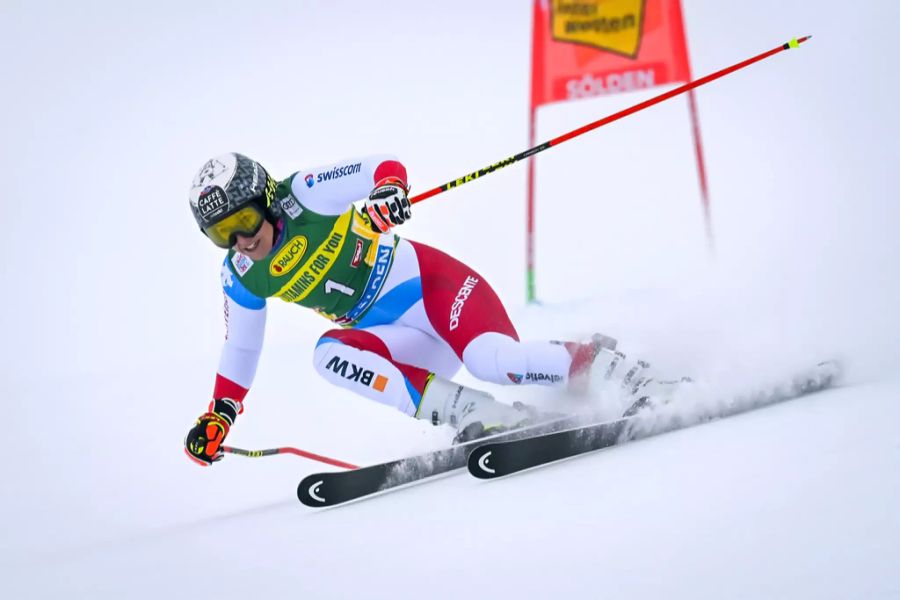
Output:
[1, 1, 898, 599]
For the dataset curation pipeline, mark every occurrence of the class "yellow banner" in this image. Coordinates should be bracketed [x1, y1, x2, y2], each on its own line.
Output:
[551, 0, 645, 58]
[275, 209, 352, 303]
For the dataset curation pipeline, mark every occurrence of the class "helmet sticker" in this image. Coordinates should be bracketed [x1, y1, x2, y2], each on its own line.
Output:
[264, 176, 276, 206]
[190, 154, 237, 208]
[251, 162, 261, 193]
[192, 155, 235, 188]
[197, 186, 228, 220]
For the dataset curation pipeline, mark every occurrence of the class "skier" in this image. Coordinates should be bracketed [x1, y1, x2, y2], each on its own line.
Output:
[184, 153, 666, 466]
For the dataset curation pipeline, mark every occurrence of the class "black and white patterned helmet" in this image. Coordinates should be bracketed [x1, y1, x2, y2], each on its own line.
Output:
[188, 153, 277, 231]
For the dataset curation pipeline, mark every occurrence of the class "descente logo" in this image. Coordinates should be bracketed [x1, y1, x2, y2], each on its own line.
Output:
[449, 276, 479, 331]
[270, 236, 309, 276]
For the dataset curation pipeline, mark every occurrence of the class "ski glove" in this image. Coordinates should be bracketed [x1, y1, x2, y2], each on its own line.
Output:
[184, 398, 242, 466]
[365, 176, 411, 233]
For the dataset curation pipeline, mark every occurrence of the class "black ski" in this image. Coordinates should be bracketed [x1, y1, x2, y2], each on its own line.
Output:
[468, 361, 841, 480]
[297, 413, 589, 507]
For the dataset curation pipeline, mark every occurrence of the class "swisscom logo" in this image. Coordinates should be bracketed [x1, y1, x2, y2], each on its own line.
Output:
[316, 162, 362, 183]
[304, 174, 315, 188]
[270, 236, 309, 276]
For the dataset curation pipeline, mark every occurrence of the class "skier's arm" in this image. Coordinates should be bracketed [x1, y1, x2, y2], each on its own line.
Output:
[184, 262, 266, 466]
[214, 262, 267, 403]
[290, 155, 408, 216]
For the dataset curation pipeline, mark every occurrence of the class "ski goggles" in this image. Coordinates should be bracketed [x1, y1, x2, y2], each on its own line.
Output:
[203, 203, 266, 249]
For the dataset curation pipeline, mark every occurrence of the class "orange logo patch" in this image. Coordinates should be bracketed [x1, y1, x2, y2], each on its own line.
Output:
[325, 355, 389, 393]
[373, 375, 389, 392]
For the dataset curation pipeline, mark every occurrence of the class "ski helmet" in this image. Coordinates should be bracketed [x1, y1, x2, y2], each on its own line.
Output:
[188, 152, 279, 248]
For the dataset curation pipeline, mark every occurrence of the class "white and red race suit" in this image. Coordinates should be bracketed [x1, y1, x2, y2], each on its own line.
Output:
[213, 155, 575, 416]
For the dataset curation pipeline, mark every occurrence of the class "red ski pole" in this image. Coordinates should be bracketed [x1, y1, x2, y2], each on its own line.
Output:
[409, 36, 811, 205]
[222, 445, 358, 470]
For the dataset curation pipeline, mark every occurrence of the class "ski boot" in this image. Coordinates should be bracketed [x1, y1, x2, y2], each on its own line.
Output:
[416, 376, 535, 443]
[567, 333, 692, 416]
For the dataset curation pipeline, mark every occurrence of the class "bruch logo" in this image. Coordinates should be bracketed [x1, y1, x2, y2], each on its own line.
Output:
[304, 174, 315, 188]
[270, 235, 309, 276]
[551, 0, 645, 58]
[325, 356, 389, 392]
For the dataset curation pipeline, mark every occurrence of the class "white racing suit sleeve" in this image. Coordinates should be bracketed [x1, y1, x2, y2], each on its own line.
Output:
[289, 155, 405, 216]
[214, 261, 267, 401]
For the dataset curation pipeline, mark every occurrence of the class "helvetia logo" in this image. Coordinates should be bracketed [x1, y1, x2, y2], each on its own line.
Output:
[551, 0, 645, 58]
[270, 236, 309, 276]
[509, 371, 562, 384]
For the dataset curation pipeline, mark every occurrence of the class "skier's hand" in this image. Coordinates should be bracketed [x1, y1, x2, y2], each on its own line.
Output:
[365, 176, 411, 233]
[184, 398, 241, 466]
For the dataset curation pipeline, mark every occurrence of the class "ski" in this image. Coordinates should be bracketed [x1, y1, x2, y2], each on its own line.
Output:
[468, 361, 841, 480]
[297, 412, 592, 507]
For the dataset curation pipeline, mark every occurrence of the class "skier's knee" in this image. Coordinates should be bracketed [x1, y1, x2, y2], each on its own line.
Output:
[313, 331, 340, 371]
[313, 329, 437, 417]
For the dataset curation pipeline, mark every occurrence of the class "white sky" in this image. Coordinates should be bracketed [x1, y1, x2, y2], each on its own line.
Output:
[1, 0, 897, 382]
